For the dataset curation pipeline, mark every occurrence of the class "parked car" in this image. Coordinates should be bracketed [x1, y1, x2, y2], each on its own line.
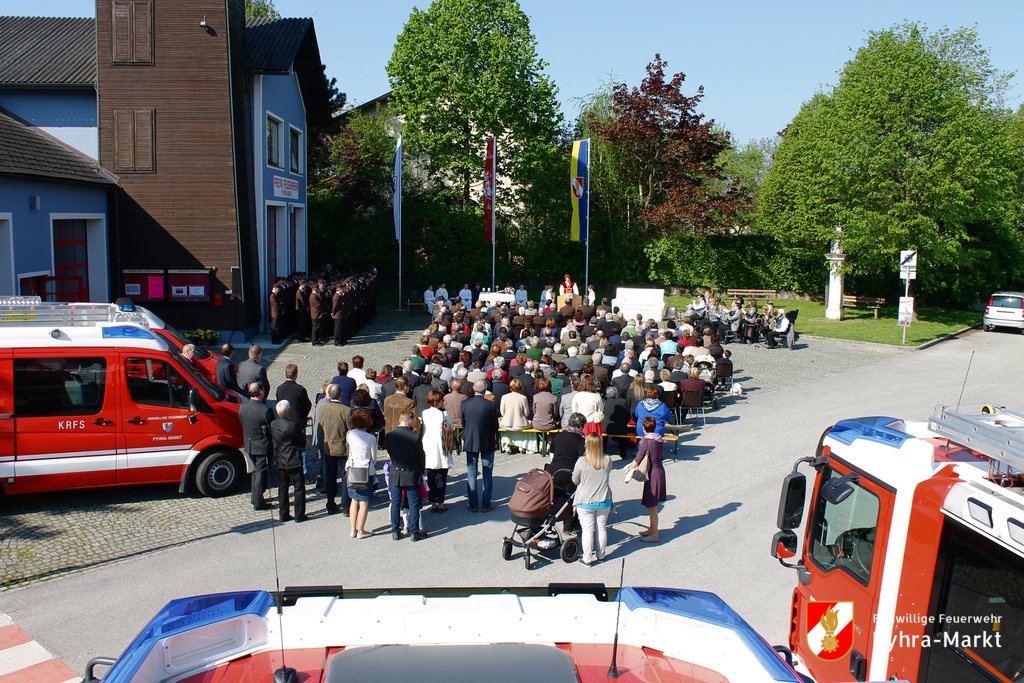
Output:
[983, 291, 1024, 333]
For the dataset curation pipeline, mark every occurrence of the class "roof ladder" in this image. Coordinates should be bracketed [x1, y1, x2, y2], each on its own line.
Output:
[929, 406, 1024, 472]
[0, 298, 151, 328]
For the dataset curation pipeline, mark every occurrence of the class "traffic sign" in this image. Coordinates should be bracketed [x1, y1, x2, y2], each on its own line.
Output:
[899, 250, 918, 280]
[898, 297, 914, 327]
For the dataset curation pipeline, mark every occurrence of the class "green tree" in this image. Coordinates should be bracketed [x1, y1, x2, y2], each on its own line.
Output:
[244, 0, 280, 19]
[760, 24, 1024, 302]
[386, 0, 563, 206]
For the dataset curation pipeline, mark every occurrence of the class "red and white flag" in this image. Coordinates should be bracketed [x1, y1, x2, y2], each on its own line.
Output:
[484, 136, 496, 244]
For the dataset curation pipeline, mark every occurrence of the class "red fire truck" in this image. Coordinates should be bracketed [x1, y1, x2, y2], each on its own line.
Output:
[771, 407, 1024, 682]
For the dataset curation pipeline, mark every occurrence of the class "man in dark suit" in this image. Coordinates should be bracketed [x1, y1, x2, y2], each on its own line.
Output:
[331, 361, 357, 406]
[270, 400, 306, 522]
[215, 343, 241, 393]
[276, 363, 312, 428]
[237, 345, 270, 401]
[310, 280, 327, 346]
[238, 381, 274, 510]
[385, 412, 427, 541]
[489, 368, 509, 405]
[461, 380, 499, 512]
[269, 284, 283, 344]
[295, 278, 311, 342]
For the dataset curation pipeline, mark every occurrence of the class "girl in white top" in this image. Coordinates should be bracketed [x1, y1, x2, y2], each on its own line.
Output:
[572, 434, 613, 565]
[420, 391, 452, 512]
[345, 409, 378, 539]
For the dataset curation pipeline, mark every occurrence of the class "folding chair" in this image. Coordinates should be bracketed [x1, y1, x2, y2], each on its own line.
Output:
[680, 390, 706, 428]
[662, 389, 679, 423]
[715, 363, 733, 391]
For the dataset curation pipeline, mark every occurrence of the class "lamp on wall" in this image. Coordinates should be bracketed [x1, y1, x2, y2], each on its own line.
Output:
[29, 196, 40, 211]
[199, 16, 213, 34]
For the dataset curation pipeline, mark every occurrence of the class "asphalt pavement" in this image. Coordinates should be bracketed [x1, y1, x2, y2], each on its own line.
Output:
[2, 320, 1021, 676]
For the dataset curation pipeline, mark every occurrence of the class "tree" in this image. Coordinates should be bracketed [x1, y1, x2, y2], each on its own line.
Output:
[244, 0, 279, 19]
[589, 55, 745, 238]
[760, 24, 1024, 302]
[386, 0, 563, 207]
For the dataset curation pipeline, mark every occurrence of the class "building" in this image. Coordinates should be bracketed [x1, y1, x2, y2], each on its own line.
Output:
[0, 3, 330, 332]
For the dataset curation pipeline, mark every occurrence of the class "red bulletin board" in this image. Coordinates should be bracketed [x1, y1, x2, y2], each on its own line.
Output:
[167, 269, 212, 303]
[123, 269, 166, 302]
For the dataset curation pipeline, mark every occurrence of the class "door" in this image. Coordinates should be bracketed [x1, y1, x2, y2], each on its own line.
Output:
[0, 352, 14, 485]
[10, 353, 117, 493]
[798, 462, 893, 682]
[118, 354, 204, 485]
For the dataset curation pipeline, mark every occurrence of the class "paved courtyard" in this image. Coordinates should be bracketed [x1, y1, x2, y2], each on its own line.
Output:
[0, 310, 903, 590]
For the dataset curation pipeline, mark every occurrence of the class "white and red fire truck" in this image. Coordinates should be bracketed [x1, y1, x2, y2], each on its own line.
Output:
[0, 297, 245, 497]
[772, 407, 1024, 682]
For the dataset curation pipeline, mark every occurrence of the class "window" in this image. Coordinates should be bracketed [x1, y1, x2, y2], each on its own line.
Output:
[125, 358, 192, 410]
[15, 358, 107, 417]
[52, 219, 89, 302]
[267, 116, 282, 168]
[990, 295, 1023, 309]
[921, 519, 1024, 683]
[289, 127, 302, 174]
[114, 108, 155, 172]
[809, 467, 880, 584]
[111, 0, 153, 64]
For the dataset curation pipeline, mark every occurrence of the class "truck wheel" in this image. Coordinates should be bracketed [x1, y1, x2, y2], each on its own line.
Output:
[195, 450, 242, 497]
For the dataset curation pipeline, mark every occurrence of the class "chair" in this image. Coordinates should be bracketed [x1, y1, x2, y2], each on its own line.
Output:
[662, 389, 679, 423]
[665, 306, 678, 321]
[715, 363, 733, 390]
[780, 310, 798, 350]
[680, 390, 706, 428]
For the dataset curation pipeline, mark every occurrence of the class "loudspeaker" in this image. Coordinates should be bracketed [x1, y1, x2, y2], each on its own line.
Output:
[230, 266, 242, 300]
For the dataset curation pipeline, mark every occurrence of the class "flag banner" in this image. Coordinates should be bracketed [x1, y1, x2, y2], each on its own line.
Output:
[484, 136, 496, 244]
[393, 136, 402, 241]
[570, 139, 589, 242]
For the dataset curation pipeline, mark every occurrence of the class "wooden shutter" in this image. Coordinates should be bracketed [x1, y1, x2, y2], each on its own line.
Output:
[133, 109, 155, 171]
[111, 0, 132, 63]
[114, 109, 134, 170]
[131, 1, 153, 63]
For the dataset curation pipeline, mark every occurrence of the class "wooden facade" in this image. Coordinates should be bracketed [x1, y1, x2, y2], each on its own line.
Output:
[97, 0, 257, 329]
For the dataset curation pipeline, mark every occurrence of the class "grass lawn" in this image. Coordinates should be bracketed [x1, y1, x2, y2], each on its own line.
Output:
[665, 297, 978, 346]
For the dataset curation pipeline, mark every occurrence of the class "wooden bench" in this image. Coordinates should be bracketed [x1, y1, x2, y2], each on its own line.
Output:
[499, 427, 562, 455]
[405, 300, 428, 311]
[843, 294, 886, 319]
[726, 289, 778, 308]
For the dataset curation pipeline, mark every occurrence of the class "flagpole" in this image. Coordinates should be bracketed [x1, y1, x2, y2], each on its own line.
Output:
[394, 135, 403, 311]
[489, 135, 496, 292]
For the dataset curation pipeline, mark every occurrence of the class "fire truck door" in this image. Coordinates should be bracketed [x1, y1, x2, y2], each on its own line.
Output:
[9, 354, 118, 493]
[0, 352, 14, 484]
[799, 461, 894, 682]
[118, 354, 204, 485]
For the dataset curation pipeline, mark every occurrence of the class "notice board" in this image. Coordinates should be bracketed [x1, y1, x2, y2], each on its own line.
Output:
[167, 269, 212, 303]
[123, 269, 165, 302]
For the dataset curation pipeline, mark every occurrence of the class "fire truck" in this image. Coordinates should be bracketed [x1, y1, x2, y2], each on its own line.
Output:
[771, 407, 1024, 682]
[0, 297, 245, 496]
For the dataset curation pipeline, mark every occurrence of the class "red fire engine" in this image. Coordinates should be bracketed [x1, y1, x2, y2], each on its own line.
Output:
[771, 407, 1024, 682]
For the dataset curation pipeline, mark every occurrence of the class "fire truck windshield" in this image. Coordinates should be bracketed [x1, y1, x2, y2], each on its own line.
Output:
[171, 350, 224, 402]
[809, 467, 879, 584]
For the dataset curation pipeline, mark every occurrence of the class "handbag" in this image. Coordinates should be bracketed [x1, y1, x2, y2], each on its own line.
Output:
[348, 466, 370, 485]
[631, 453, 650, 482]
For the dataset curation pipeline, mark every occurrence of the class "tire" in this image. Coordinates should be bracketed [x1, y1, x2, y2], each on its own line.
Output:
[194, 450, 242, 497]
[983, 324, 993, 332]
[560, 538, 580, 563]
[502, 539, 514, 561]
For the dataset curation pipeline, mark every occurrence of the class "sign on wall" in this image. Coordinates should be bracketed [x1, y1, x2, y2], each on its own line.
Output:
[273, 175, 299, 199]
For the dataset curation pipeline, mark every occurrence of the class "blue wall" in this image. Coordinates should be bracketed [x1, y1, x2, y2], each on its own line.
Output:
[260, 72, 306, 202]
[0, 88, 96, 127]
[2, 177, 108, 284]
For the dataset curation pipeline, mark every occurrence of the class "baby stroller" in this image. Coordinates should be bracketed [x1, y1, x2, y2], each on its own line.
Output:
[502, 467, 579, 569]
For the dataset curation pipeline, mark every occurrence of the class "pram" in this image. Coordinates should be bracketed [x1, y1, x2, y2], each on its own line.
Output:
[502, 467, 580, 569]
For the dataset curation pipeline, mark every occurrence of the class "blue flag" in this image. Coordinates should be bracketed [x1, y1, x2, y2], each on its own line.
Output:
[570, 140, 589, 242]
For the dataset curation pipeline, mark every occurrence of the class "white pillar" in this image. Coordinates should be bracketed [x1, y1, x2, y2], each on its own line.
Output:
[825, 226, 845, 320]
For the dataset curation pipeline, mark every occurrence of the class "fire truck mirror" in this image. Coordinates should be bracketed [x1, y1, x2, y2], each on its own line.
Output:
[771, 530, 798, 560]
[188, 387, 199, 413]
[777, 472, 807, 530]
[821, 472, 860, 505]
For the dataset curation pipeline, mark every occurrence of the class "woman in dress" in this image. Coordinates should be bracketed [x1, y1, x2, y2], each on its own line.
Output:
[421, 390, 451, 513]
[625, 416, 667, 542]
[346, 408, 378, 538]
[634, 386, 672, 437]
[572, 434, 613, 566]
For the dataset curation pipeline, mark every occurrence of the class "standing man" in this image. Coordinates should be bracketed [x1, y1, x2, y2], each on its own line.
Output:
[332, 282, 347, 346]
[295, 278, 311, 343]
[238, 381, 274, 510]
[270, 400, 306, 522]
[385, 412, 427, 541]
[461, 379, 498, 513]
[383, 377, 416, 435]
[317, 383, 351, 516]
[269, 284, 283, 344]
[237, 345, 270, 397]
[310, 280, 328, 346]
[276, 363, 312, 429]
[215, 343, 240, 393]
[331, 361, 357, 406]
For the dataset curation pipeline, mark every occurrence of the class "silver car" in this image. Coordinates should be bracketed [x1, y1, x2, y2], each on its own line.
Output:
[983, 291, 1024, 332]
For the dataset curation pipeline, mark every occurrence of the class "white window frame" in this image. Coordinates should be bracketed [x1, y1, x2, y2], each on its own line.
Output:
[266, 112, 284, 170]
[0, 213, 13, 295]
[288, 124, 303, 176]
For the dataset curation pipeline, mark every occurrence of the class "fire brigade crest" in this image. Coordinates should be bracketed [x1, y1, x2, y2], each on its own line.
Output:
[162, 422, 174, 433]
[806, 601, 853, 660]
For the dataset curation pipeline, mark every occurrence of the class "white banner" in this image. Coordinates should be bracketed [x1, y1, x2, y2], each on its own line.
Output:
[611, 287, 665, 323]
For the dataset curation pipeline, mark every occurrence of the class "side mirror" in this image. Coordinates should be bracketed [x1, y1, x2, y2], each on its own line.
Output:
[771, 530, 798, 560]
[188, 387, 198, 412]
[776, 472, 807, 530]
[822, 472, 860, 505]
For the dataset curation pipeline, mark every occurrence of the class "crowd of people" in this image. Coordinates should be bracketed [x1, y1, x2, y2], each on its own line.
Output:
[268, 268, 379, 345]
[226, 278, 767, 560]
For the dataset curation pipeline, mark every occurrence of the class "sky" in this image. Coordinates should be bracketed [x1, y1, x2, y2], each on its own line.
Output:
[30, 0, 1024, 145]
